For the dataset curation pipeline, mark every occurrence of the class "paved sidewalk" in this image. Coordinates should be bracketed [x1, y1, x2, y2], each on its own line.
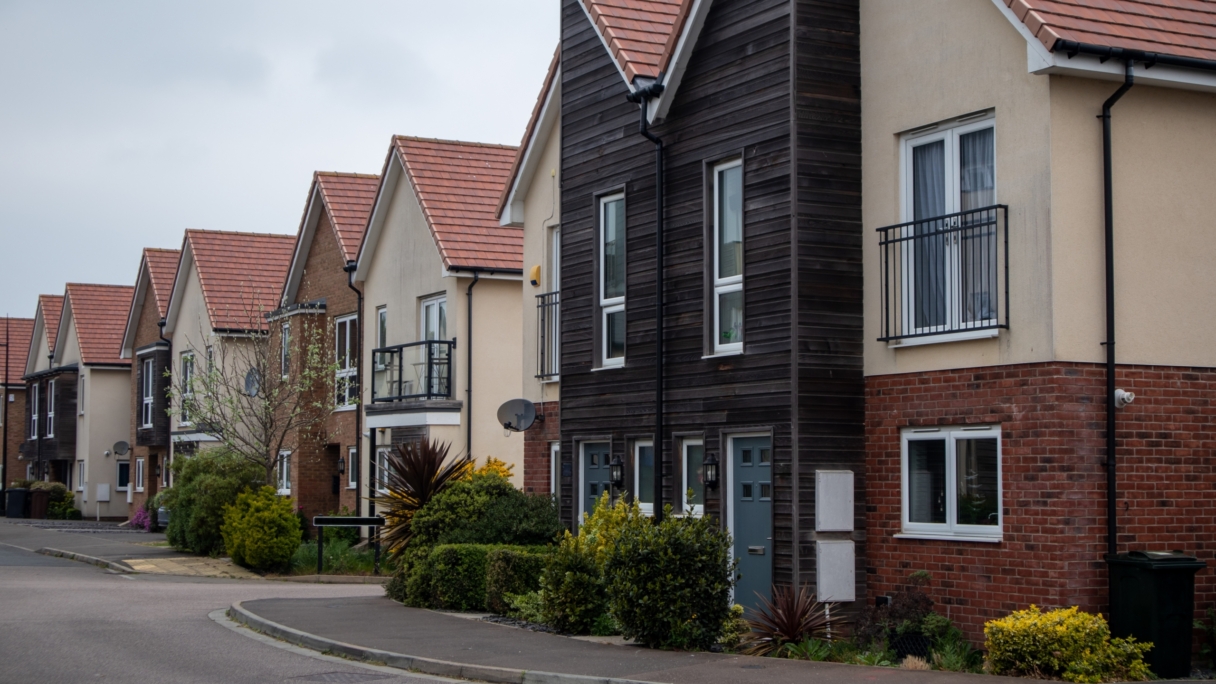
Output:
[125, 555, 261, 579]
[241, 595, 1007, 684]
[0, 518, 178, 568]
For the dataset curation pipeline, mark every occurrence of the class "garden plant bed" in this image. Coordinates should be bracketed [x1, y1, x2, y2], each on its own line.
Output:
[480, 614, 559, 634]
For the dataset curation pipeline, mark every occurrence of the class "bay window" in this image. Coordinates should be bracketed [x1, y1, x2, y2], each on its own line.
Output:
[179, 352, 194, 426]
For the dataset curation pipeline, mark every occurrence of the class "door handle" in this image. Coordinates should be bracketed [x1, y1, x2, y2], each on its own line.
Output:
[748, 546, 766, 555]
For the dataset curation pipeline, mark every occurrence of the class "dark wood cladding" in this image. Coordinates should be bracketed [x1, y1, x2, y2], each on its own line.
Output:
[135, 349, 171, 447]
[559, 0, 862, 595]
[19, 371, 78, 461]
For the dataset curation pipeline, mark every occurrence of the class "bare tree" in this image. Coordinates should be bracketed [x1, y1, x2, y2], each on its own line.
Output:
[167, 297, 339, 483]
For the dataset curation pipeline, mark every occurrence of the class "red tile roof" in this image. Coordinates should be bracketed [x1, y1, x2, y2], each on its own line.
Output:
[497, 45, 561, 222]
[185, 230, 297, 332]
[582, 0, 687, 82]
[144, 248, 181, 319]
[2, 318, 34, 384]
[393, 137, 523, 272]
[65, 283, 135, 366]
[38, 294, 64, 354]
[1004, 0, 1216, 63]
[314, 172, 380, 262]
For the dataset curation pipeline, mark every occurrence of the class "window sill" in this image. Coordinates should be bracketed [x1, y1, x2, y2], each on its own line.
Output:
[888, 328, 999, 349]
[702, 350, 743, 360]
[135, 488, 145, 494]
[333, 405, 357, 412]
[277, 489, 292, 497]
[591, 365, 624, 372]
[894, 532, 1002, 544]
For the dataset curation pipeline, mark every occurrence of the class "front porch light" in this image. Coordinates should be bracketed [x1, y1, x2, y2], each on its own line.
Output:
[609, 453, 624, 489]
[704, 452, 720, 490]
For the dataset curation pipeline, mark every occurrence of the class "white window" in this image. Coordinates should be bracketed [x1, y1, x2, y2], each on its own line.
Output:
[712, 159, 744, 354]
[116, 461, 130, 492]
[375, 447, 391, 494]
[549, 441, 560, 496]
[633, 440, 654, 516]
[347, 446, 358, 489]
[599, 194, 625, 368]
[76, 460, 85, 492]
[335, 315, 359, 407]
[276, 451, 291, 495]
[205, 345, 214, 370]
[901, 425, 1001, 540]
[377, 306, 388, 347]
[135, 458, 145, 493]
[902, 118, 997, 335]
[179, 352, 194, 426]
[26, 463, 34, 480]
[161, 454, 171, 488]
[682, 439, 705, 517]
[28, 383, 37, 440]
[45, 380, 55, 438]
[421, 297, 446, 341]
[141, 358, 154, 428]
[78, 376, 85, 415]
[280, 321, 291, 378]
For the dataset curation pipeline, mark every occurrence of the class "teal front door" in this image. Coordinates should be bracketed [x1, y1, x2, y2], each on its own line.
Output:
[732, 436, 772, 614]
[583, 442, 612, 518]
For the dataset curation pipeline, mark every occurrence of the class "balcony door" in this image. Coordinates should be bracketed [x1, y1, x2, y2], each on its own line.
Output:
[903, 120, 996, 335]
[420, 296, 448, 396]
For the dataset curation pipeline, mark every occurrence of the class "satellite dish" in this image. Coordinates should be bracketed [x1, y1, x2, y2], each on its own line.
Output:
[113, 441, 130, 456]
[497, 399, 537, 432]
[244, 368, 261, 397]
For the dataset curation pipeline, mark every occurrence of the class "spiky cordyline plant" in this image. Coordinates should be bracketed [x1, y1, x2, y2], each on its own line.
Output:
[740, 584, 838, 657]
[379, 438, 472, 555]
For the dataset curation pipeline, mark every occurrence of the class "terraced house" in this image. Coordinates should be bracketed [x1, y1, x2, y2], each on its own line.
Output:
[1, 317, 34, 490]
[20, 295, 67, 484]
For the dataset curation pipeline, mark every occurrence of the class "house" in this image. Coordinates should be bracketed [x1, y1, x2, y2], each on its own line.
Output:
[119, 248, 181, 519]
[1, 317, 34, 489]
[861, 0, 1216, 642]
[20, 294, 71, 485]
[498, 48, 563, 496]
[160, 230, 296, 482]
[556, 0, 864, 613]
[352, 136, 523, 503]
[23, 284, 136, 518]
[273, 171, 379, 526]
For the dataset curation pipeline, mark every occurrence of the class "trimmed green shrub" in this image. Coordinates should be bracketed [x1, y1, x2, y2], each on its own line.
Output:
[485, 547, 549, 614]
[984, 605, 1152, 683]
[411, 472, 562, 547]
[33, 482, 81, 520]
[505, 590, 545, 623]
[429, 544, 496, 610]
[539, 531, 606, 634]
[162, 449, 264, 555]
[604, 507, 734, 650]
[221, 486, 302, 571]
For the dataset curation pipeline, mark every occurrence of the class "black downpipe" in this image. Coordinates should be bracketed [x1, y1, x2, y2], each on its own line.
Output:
[626, 82, 665, 522]
[158, 318, 172, 488]
[343, 261, 364, 517]
[1102, 61, 1134, 561]
[466, 272, 480, 459]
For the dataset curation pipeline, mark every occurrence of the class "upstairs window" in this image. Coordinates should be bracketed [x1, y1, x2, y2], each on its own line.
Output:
[45, 380, 55, 438]
[712, 159, 744, 354]
[29, 383, 38, 440]
[141, 358, 154, 428]
[336, 315, 359, 407]
[599, 194, 625, 368]
[179, 352, 194, 426]
[421, 297, 447, 341]
[280, 322, 291, 379]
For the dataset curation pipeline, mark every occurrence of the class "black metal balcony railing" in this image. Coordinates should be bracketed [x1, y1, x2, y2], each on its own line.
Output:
[536, 291, 560, 379]
[877, 205, 1009, 343]
[371, 339, 455, 402]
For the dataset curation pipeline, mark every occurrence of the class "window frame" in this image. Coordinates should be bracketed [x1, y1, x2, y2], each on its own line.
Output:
[420, 295, 447, 341]
[280, 321, 291, 379]
[347, 446, 358, 489]
[335, 314, 359, 408]
[135, 458, 145, 493]
[116, 460, 130, 492]
[162, 454, 171, 488]
[29, 382, 38, 440]
[549, 441, 560, 496]
[374, 447, 391, 494]
[141, 358, 155, 428]
[682, 438, 705, 517]
[712, 158, 744, 355]
[76, 459, 85, 492]
[45, 379, 55, 438]
[276, 450, 292, 495]
[899, 424, 1003, 541]
[179, 352, 194, 426]
[633, 440, 655, 517]
[78, 376, 85, 415]
[598, 193, 626, 369]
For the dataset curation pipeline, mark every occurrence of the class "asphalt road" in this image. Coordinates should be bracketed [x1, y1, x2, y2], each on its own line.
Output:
[0, 543, 457, 684]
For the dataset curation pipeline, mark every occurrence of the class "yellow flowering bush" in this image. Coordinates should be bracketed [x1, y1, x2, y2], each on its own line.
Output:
[984, 605, 1152, 683]
[469, 456, 514, 480]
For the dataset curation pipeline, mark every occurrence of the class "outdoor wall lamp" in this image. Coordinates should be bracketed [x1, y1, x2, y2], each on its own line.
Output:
[609, 454, 624, 489]
[338, 457, 346, 474]
[703, 452, 720, 490]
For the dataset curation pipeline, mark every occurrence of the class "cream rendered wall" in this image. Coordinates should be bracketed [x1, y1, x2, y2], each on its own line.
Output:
[29, 326, 51, 373]
[168, 262, 214, 437]
[1048, 77, 1216, 367]
[520, 122, 562, 405]
[861, 0, 1055, 376]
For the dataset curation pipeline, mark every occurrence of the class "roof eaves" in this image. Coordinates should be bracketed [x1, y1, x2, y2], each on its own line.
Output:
[497, 46, 562, 226]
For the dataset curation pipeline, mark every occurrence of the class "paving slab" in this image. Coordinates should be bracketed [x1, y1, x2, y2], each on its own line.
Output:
[124, 555, 262, 579]
[242, 595, 1009, 684]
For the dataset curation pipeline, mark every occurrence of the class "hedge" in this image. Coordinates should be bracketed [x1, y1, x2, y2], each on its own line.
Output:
[485, 547, 549, 614]
[395, 544, 550, 611]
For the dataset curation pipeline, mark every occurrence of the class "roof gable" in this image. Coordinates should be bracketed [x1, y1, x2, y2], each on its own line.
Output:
[2, 318, 34, 385]
[38, 294, 64, 354]
[282, 172, 379, 306]
[168, 230, 296, 333]
[121, 248, 181, 357]
[60, 283, 135, 366]
[581, 0, 685, 83]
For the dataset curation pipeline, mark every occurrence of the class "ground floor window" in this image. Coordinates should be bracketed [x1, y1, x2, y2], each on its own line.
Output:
[347, 446, 358, 489]
[117, 461, 130, 492]
[682, 439, 705, 517]
[901, 425, 1001, 539]
[277, 451, 291, 495]
[135, 458, 145, 493]
[549, 441, 560, 496]
[633, 440, 654, 516]
[162, 454, 171, 488]
[375, 447, 391, 494]
[76, 460, 85, 492]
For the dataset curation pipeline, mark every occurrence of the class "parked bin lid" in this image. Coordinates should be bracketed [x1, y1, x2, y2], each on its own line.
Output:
[1128, 550, 1197, 562]
[1108, 550, 1207, 569]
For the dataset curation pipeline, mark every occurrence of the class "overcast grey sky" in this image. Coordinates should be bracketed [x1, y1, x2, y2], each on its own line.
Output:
[0, 0, 558, 318]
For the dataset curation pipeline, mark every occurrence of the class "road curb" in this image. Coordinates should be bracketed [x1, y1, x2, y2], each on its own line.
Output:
[36, 547, 134, 573]
[275, 575, 390, 585]
[227, 601, 666, 684]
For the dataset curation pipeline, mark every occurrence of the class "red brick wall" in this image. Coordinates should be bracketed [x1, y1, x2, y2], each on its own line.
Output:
[523, 400, 559, 494]
[128, 283, 166, 519]
[866, 362, 1216, 644]
[3, 387, 27, 486]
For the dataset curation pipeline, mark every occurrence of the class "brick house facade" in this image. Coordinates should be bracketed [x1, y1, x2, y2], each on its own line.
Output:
[522, 400, 559, 495]
[2, 317, 33, 489]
